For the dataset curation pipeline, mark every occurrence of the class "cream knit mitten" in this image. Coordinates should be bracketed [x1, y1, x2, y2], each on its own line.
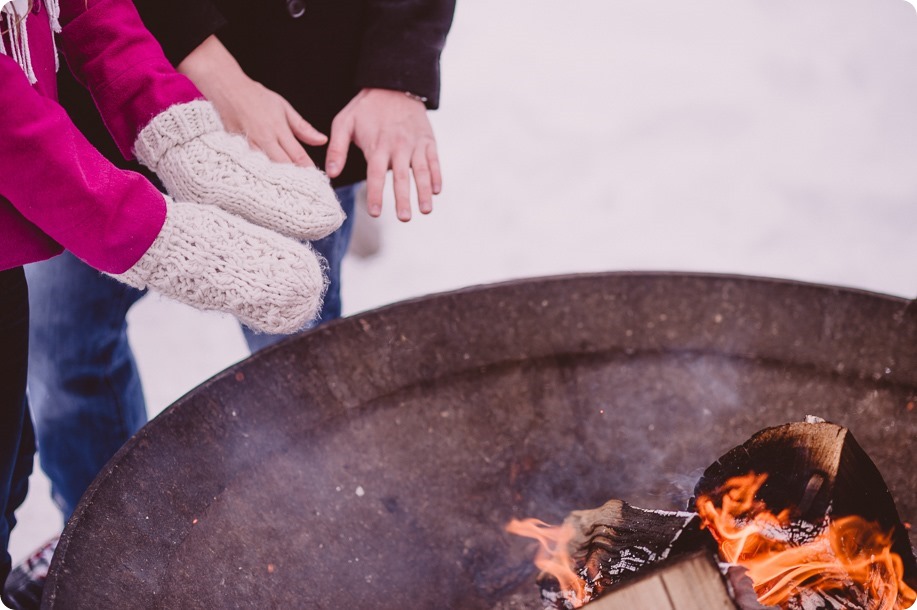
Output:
[111, 196, 327, 334]
[133, 100, 345, 241]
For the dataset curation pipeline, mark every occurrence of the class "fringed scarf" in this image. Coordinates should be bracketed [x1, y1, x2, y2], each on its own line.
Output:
[0, 0, 61, 84]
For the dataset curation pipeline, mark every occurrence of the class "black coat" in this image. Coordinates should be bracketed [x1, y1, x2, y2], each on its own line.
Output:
[57, 0, 455, 187]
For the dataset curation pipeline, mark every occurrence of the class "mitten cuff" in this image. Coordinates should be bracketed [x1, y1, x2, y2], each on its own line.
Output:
[133, 100, 224, 169]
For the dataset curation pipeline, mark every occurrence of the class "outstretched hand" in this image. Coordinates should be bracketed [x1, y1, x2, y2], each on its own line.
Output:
[326, 88, 442, 222]
[178, 35, 327, 168]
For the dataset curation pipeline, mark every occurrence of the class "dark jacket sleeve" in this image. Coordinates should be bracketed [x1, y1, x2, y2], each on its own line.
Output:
[355, 0, 456, 109]
[131, 0, 227, 66]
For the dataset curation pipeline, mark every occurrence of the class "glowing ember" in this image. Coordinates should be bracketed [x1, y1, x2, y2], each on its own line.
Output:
[506, 518, 591, 608]
[696, 473, 917, 610]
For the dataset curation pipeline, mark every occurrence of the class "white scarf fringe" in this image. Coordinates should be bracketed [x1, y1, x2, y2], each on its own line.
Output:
[1, 1, 37, 84]
[0, 0, 61, 84]
[44, 0, 59, 70]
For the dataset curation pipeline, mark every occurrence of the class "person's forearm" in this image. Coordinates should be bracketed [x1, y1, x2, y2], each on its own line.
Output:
[177, 35, 251, 102]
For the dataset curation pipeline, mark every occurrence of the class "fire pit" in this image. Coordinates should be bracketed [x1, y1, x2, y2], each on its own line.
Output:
[42, 273, 916, 608]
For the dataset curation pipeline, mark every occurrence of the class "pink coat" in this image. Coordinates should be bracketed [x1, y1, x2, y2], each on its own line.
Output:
[0, 0, 202, 273]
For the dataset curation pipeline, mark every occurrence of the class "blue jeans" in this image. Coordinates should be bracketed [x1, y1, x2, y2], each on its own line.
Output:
[26, 184, 358, 518]
[0, 267, 35, 591]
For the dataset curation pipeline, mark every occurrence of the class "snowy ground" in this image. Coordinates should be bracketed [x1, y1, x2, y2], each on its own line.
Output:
[10, 0, 917, 564]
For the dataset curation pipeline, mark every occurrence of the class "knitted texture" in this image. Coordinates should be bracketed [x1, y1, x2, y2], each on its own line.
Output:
[133, 100, 345, 241]
[112, 195, 327, 334]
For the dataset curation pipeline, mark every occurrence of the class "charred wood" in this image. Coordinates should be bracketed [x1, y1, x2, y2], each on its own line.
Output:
[535, 500, 709, 608]
[691, 421, 917, 593]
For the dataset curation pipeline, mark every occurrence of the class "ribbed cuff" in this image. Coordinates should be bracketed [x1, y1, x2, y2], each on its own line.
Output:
[133, 100, 223, 169]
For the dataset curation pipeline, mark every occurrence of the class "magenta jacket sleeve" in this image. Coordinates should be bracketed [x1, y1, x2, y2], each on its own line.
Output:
[58, 0, 203, 159]
[0, 53, 166, 274]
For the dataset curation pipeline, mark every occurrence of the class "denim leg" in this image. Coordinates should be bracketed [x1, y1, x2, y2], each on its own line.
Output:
[25, 252, 147, 519]
[243, 182, 360, 353]
[0, 267, 34, 591]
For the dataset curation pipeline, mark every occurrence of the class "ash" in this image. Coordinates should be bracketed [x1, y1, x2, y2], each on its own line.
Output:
[591, 545, 659, 579]
[540, 588, 576, 610]
[634, 508, 696, 519]
[538, 539, 675, 608]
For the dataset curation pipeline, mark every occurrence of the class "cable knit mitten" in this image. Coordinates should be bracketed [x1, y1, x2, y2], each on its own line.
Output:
[133, 100, 345, 241]
[111, 196, 327, 334]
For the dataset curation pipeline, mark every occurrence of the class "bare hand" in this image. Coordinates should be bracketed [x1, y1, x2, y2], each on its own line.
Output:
[326, 88, 442, 221]
[178, 36, 327, 167]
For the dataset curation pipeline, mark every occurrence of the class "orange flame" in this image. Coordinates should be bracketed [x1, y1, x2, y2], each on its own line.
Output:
[696, 473, 917, 610]
[506, 518, 591, 608]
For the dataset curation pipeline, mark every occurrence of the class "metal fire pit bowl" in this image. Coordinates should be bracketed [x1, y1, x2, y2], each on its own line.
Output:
[43, 273, 916, 609]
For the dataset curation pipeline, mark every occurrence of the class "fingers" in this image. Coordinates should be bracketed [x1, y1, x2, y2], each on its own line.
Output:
[391, 149, 413, 222]
[411, 143, 437, 215]
[427, 142, 443, 195]
[235, 114, 303, 168]
[255, 103, 319, 168]
[363, 139, 441, 220]
[365, 152, 388, 218]
[285, 103, 328, 147]
[259, 139, 295, 166]
[326, 113, 355, 179]
[278, 130, 316, 168]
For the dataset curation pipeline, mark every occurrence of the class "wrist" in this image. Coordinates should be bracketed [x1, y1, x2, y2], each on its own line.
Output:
[359, 87, 428, 108]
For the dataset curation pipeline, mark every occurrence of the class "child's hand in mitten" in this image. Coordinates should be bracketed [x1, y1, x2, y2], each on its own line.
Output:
[110, 195, 327, 334]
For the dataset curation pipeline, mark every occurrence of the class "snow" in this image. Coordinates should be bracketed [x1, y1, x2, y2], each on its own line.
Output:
[10, 0, 917, 564]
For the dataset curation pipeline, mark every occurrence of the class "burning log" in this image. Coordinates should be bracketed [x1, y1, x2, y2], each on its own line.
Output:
[692, 419, 915, 570]
[508, 501, 767, 609]
[509, 420, 917, 610]
[507, 501, 705, 607]
[692, 421, 917, 610]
